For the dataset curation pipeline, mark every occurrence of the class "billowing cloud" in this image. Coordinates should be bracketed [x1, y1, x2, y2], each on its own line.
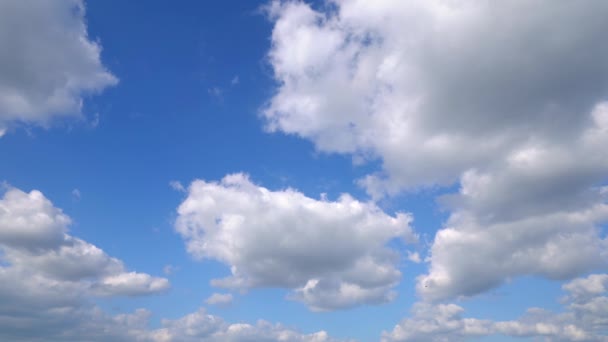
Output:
[0, 186, 339, 342]
[264, 0, 608, 300]
[0, 187, 169, 338]
[175, 173, 416, 311]
[383, 274, 608, 342]
[0, 0, 117, 135]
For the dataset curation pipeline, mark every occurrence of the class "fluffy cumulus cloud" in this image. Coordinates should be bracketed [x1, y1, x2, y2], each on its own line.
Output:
[265, 0, 608, 300]
[176, 173, 416, 311]
[383, 274, 608, 342]
[264, 0, 608, 192]
[0, 0, 117, 135]
[0, 186, 169, 340]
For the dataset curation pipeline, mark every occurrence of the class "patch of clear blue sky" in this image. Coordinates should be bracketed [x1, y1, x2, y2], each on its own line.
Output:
[0, 1, 564, 341]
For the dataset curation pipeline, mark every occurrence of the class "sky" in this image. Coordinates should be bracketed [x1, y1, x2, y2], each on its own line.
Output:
[0, 0, 607, 341]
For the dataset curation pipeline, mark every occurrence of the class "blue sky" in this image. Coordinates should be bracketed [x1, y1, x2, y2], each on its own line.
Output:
[0, 1, 607, 341]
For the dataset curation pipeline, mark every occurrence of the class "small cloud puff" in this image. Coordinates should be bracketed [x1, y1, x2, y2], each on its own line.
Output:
[205, 293, 234, 306]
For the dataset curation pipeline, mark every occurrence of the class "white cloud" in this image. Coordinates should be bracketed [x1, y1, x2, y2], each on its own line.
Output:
[205, 293, 233, 306]
[90, 112, 100, 128]
[146, 307, 347, 342]
[0, 0, 117, 135]
[383, 274, 608, 342]
[264, 0, 608, 301]
[0, 188, 70, 249]
[175, 173, 416, 310]
[93, 272, 171, 297]
[0, 186, 169, 339]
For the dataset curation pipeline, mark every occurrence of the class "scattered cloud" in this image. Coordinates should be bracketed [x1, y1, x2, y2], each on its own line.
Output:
[406, 251, 421, 264]
[207, 86, 223, 101]
[169, 180, 186, 193]
[90, 112, 100, 128]
[175, 173, 416, 311]
[92, 272, 169, 297]
[383, 274, 608, 342]
[162, 264, 178, 276]
[3, 1, 607, 340]
[0, 0, 117, 135]
[146, 307, 347, 342]
[71, 188, 81, 200]
[205, 293, 233, 306]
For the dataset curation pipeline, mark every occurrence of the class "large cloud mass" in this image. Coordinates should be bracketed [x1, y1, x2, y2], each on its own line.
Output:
[264, 0, 608, 191]
[175, 173, 416, 311]
[264, 0, 608, 300]
[0, 0, 117, 135]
